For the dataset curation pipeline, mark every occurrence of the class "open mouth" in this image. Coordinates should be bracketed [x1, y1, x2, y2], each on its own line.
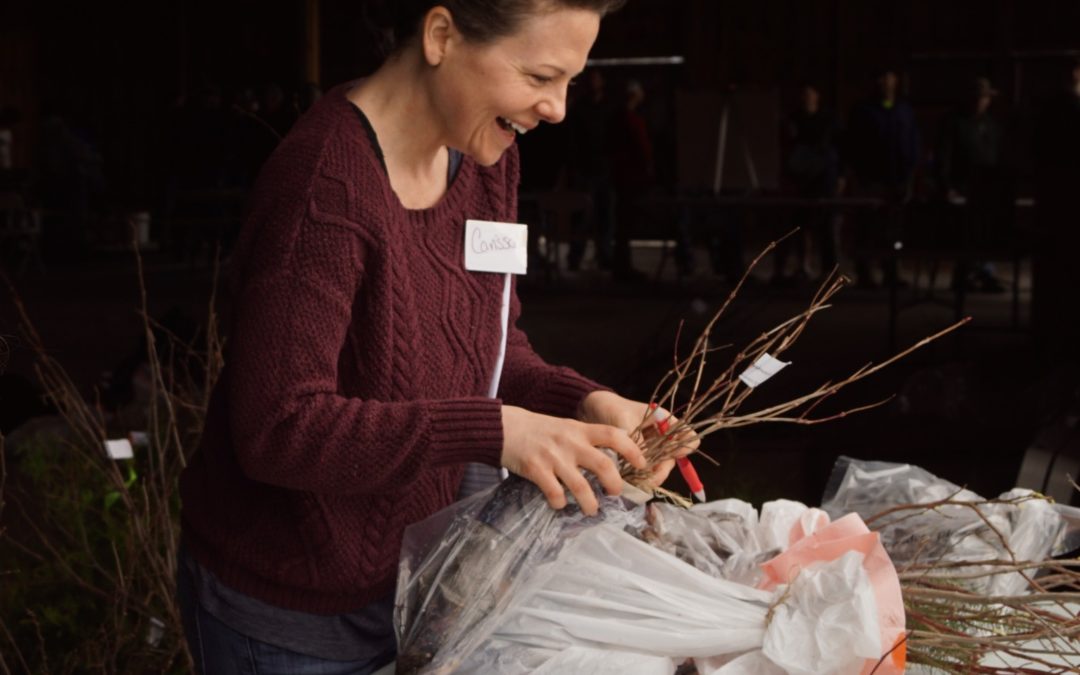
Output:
[497, 116, 528, 135]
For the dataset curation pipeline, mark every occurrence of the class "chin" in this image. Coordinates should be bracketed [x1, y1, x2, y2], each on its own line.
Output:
[472, 147, 508, 167]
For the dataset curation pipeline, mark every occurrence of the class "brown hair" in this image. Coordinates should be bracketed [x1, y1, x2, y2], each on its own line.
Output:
[366, 0, 626, 55]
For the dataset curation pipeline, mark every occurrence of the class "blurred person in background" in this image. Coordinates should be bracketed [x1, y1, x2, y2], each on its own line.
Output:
[843, 68, 920, 288]
[935, 76, 1006, 293]
[566, 67, 615, 271]
[608, 78, 654, 281]
[775, 83, 841, 286]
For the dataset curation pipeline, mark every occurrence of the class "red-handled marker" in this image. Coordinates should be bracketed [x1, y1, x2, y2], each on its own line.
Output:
[649, 403, 706, 503]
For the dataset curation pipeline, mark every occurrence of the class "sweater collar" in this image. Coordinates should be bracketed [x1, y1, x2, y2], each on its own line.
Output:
[332, 81, 476, 223]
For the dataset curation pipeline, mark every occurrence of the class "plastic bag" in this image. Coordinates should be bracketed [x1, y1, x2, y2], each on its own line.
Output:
[634, 498, 830, 587]
[459, 640, 679, 675]
[634, 498, 767, 585]
[501, 525, 772, 658]
[758, 513, 906, 675]
[474, 520, 893, 675]
[821, 456, 1078, 595]
[393, 475, 643, 674]
[460, 504, 904, 675]
[397, 472, 903, 674]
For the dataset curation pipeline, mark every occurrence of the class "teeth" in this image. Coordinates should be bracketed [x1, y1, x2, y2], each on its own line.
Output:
[500, 117, 528, 135]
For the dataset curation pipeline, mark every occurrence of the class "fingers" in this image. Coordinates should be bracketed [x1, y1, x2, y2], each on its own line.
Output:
[546, 424, 625, 514]
[645, 458, 676, 488]
[669, 432, 700, 458]
[526, 458, 605, 516]
[531, 468, 568, 511]
[554, 461, 600, 516]
[574, 444, 623, 498]
[675, 421, 702, 452]
[655, 412, 701, 458]
[502, 406, 649, 516]
[584, 422, 646, 470]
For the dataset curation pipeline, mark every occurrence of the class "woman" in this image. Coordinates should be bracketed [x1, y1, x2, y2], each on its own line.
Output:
[177, 1, 680, 672]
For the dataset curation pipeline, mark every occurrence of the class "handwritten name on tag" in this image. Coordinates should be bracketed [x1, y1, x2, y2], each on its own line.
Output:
[464, 220, 528, 275]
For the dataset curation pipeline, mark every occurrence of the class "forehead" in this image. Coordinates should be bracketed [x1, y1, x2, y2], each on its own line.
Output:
[481, 7, 600, 71]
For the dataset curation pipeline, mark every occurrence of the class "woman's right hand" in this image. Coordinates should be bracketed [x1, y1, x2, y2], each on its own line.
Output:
[500, 405, 646, 516]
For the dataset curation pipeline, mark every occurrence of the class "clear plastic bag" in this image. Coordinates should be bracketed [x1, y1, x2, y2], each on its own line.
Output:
[633, 498, 829, 587]
[393, 475, 643, 674]
[633, 499, 764, 585]
[821, 456, 1079, 595]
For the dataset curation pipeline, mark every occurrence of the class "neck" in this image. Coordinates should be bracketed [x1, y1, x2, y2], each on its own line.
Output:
[348, 54, 447, 175]
[348, 54, 452, 208]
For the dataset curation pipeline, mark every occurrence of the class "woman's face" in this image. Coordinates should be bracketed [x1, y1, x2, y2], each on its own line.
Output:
[430, 6, 601, 166]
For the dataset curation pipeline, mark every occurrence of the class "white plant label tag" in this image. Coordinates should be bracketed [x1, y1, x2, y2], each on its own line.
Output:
[464, 220, 528, 275]
[104, 438, 134, 460]
[738, 353, 790, 388]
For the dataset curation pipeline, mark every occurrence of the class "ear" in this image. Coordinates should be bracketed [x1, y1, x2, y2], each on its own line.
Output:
[421, 6, 456, 67]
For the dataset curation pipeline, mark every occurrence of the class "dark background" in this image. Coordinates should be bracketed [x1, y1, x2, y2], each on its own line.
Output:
[5, 0, 1080, 194]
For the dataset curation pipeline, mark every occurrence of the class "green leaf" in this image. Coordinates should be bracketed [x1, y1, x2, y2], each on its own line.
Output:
[103, 491, 121, 511]
[124, 463, 138, 489]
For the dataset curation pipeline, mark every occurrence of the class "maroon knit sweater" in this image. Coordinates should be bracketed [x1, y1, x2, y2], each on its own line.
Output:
[179, 84, 603, 614]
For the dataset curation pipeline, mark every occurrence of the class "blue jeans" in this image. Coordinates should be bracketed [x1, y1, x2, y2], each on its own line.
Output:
[177, 572, 394, 675]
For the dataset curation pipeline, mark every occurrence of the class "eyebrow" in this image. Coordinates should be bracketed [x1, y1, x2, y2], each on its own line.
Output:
[538, 65, 568, 76]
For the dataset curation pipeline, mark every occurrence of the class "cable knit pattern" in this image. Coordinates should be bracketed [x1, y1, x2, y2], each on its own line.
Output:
[179, 83, 605, 614]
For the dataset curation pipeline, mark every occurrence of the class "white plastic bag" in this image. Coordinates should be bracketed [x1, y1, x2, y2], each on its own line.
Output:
[761, 550, 881, 675]
[479, 523, 885, 675]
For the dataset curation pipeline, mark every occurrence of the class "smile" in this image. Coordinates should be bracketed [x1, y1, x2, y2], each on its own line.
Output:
[497, 117, 529, 135]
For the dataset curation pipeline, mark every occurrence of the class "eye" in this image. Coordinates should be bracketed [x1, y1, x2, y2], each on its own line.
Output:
[528, 73, 554, 85]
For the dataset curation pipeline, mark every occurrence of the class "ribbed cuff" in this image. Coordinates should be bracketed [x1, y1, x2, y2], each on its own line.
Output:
[530, 366, 610, 419]
[425, 397, 504, 468]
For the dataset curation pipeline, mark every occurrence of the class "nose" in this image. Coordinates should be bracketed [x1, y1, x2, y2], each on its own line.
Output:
[536, 85, 568, 124]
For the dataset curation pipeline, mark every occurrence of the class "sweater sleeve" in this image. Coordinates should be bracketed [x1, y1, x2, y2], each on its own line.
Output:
[225, 205, 503, 496]
[495, 145, 609, 418]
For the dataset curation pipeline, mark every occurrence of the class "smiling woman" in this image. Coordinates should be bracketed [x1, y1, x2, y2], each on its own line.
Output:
[175, 1, 694, 674]
[351, 0, 622, 202]
[352, 4, 601, 187]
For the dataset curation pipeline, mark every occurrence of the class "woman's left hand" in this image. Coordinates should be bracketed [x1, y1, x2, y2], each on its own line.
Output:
[578, 390, 698, 489]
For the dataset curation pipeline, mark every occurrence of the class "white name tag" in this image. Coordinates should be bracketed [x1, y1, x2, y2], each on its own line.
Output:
[464, 220, 528, 275]
[738, 353, 790, 388]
